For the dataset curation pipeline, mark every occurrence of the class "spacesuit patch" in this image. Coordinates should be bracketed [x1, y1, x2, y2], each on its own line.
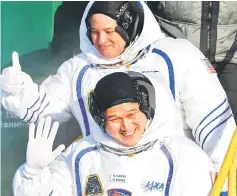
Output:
[85, 174, 104, 195]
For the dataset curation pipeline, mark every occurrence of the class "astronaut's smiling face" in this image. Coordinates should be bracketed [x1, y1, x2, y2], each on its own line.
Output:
[90, 14, 126, 59]
[104, 102, 147, 147]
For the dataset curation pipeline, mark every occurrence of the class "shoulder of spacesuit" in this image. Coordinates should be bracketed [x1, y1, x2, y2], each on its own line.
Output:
[63, 135, 97, 158]
[57, 136, 98, 171]
[152, 38, 205, 60]
[161, 136, 212, 168]
[64, 52, 91, 75]
[48, 52, 91, 83]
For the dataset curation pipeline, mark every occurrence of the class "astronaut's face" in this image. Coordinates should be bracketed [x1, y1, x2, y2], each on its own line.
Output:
[104, 102, 147, 147]
[90, 14, 126, 59]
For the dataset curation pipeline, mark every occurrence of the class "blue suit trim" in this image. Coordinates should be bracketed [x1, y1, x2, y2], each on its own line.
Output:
[161, 144, 174, 196]
[194, 98, 227, 139]
[75, 146, 98, 196]
[202, 114, 233, 149]
[198, 106, 231, 142]
[21, 86, 41, 121]
[25, 93, 47, 123]
[49, 190, 53, 196]
[76, 65, 92, 136]
[152, 48, 175, 100]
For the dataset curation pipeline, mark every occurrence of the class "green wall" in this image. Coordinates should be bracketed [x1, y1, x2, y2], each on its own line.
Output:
[1, 1, 62, 67]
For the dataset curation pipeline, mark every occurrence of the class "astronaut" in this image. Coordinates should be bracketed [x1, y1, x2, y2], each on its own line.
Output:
[1, 1, 235, 171]
[13, 72, 213, 196]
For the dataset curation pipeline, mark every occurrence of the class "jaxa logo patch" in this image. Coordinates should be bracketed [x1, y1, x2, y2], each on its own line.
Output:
[85, 174, 104, 196]
[107, 188, 132, 196]
[141, 181, 164, 192]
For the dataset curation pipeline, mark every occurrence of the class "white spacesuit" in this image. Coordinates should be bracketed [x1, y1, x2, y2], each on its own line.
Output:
[13, 73, 213, 196]
[1, 1, 235, 171]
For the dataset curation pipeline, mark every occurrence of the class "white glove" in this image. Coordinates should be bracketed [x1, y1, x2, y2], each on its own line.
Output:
[1, 52, 41, 120]
[0, 51, 33, 95]
[24, 116, 65, 178]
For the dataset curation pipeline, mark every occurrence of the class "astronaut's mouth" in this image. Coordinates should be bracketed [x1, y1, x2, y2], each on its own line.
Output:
[121, 130, 135, 136]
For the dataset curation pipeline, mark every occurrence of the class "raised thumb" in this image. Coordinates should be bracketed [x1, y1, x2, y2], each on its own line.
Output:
[12, 51, 21, 72]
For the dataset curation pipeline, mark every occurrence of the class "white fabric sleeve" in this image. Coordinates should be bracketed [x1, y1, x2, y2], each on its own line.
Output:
[2, 60, 73, 124]
[177, 39, 236, 167]
[13, 155, 73, 196]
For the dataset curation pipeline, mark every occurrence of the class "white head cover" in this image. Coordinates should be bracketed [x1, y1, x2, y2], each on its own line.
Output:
[79, 1, 165, 65]
[88, 72, 184, 151]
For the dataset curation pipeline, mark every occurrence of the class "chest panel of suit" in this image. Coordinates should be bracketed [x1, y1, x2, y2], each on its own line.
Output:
[73, 145, 173, 196]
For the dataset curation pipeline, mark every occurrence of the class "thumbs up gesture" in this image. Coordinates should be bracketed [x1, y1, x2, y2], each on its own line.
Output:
[12, 51, 22, 71]
[0, 51, 32, 95]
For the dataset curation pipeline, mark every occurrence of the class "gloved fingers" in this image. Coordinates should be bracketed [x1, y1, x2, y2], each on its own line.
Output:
[12, 51, 21, 72]
[51, 144, 65, 161]
[1, 63, 20, 77]
[0, 75, 8, 91]
[42, 116, 52, 139]
[48, 121, 59, 142]
[1, 68, 23, 85]
[1, 84, 23, 95]
[28, 123, 36, 141]
[36, 118, 45, 138]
